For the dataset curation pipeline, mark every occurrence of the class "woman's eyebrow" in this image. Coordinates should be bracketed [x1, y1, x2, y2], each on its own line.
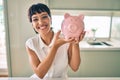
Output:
[41, 13, 48, 16]
[32, 13, 48, 19]
[32, 14, 39, 18]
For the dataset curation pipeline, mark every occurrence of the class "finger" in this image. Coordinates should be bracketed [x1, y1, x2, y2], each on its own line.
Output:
[55, 30, 61, 38]
[81, 30, 86, 35]
[75, 40, 79, 44]
[64, 37, 74, 43]
[80, 31, 86, 41]
[82, 31, 86, 38]
[67, 38, 74, 42]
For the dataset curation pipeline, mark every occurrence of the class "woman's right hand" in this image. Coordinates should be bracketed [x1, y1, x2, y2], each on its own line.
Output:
[50, 30, 74, 49]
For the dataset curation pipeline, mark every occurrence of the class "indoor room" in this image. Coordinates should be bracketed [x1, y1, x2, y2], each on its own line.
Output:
[0, 0, 120, 80]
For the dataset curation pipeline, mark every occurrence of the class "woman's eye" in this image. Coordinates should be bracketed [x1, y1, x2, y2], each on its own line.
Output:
[42, 16, 48, 19]
[32, 19, 38, 22]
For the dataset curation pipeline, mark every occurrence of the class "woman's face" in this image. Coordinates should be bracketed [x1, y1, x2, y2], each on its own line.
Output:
[31, 12, 51, 34]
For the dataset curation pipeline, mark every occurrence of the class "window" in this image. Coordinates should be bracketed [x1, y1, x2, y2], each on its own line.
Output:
[52, 14, 111, 39]
[111, 16, 120, 40]
[84, 16, 111, 38]
[0, 0, 8, 76]
[52, 11, 111, 39]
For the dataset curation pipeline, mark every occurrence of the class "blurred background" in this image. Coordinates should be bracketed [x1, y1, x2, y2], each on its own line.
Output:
[0, 0, 120, 77]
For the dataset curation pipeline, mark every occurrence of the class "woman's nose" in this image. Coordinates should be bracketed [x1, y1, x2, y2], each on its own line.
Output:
[38, 19, 43, 24]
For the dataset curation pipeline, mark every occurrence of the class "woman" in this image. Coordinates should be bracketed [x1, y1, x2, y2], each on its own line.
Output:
[25, 3, 85, 79]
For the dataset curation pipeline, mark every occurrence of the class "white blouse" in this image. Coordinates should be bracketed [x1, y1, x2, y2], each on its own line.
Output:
[25, 34, 69, 79]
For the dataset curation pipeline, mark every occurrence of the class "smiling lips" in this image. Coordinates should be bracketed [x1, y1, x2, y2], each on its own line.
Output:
[37, 24, 48, 30]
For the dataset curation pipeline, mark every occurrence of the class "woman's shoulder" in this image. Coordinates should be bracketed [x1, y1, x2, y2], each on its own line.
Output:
[26, 35, 39, 42]
[25, 35, 39, 46]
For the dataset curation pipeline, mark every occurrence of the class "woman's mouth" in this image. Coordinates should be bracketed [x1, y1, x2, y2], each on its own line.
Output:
[37, 25, 48, 30]
[40, 26, 46, 30]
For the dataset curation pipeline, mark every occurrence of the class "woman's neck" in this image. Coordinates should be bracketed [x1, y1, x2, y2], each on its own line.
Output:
[40, 30, 54, 45]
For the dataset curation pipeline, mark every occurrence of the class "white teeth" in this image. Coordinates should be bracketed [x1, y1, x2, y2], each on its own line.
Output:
[40, 26, 47, 30]
[37, 24, 48, 30]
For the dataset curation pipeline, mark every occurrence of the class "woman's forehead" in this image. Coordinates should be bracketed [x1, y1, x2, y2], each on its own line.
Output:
[32, 12, 48, 18]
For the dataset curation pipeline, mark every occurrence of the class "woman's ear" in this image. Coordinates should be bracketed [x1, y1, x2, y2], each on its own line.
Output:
[79, 14, 84, 20]
[64, 13, 70, 19]
[50, 17, 52, 24]
[32, 24, 38, 34]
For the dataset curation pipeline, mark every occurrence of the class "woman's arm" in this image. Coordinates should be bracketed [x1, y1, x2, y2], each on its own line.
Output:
[26, 45, 58, 79]
[68, 43, 80, 71]
[68, 31, 86, 71]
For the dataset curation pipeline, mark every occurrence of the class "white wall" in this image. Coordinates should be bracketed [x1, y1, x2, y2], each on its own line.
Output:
[48, 0, 120, 10]
[6, 0, 46, 77]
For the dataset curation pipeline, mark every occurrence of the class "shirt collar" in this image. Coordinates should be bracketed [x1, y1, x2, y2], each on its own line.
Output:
[38, 34, 47, 49]
[38, 33, 55, 49]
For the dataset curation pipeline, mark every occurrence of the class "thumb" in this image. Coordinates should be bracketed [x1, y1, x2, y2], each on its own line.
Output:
[55, 30, 61, 38]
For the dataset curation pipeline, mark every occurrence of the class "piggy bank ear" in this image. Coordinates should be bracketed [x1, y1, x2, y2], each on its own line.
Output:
[64, 13, 70, 19]
[79, 14, 84, 20]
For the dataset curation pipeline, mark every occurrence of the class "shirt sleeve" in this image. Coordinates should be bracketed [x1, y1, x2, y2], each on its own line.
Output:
[25, 39, 35, 51]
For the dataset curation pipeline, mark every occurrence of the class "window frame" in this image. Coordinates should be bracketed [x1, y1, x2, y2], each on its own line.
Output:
[0, 0, 11, 76]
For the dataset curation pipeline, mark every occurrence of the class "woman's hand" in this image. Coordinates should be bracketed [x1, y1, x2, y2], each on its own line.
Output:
[50, 30, 74, 48]
[72, 31, 86, 44]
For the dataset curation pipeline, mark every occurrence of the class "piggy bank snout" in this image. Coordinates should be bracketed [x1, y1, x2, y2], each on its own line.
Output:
[68, 24, 77, 33]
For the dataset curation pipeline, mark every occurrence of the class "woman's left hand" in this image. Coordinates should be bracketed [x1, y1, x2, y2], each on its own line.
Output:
[72, 31, 86, 44]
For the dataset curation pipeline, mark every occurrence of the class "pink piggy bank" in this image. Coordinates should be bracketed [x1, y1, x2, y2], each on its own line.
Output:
[61, 13, 84, 40]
